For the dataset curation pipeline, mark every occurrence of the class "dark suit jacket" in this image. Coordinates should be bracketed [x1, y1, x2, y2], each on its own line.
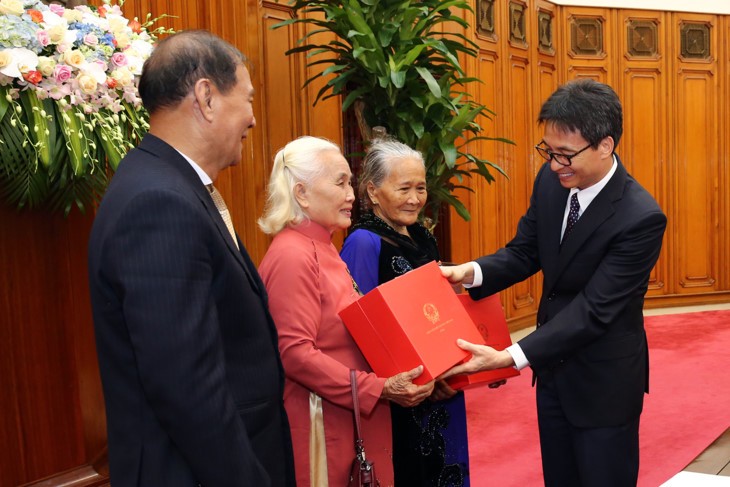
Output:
[468, 157, 666, 428]
[88, 134, 295, 486]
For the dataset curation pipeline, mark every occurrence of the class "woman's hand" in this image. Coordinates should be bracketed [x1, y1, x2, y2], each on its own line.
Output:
[429, 380, 458, 402]
[382, 365, 435, 407]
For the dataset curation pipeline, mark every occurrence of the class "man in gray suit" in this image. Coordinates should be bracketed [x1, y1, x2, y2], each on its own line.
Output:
[88, 30, 295, 486]
[441, 79, 666, 487]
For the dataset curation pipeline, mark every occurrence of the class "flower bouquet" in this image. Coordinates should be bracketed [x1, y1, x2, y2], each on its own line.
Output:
[0, 0, 170, 214]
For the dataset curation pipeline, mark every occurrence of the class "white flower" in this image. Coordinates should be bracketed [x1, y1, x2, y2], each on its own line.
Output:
[63, 49, 86, 69]
[85, 61, 108, 84]
[129, 38, 154, 58]
[106, 14, 129, 33]
[0, 48, 38, 79]
[0, 0, 24, 16]
[41, 8, 68, 29]
[37, 56, 56, 77]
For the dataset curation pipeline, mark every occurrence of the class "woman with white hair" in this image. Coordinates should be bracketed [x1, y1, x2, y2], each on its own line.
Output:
[258, 136, 434, 486]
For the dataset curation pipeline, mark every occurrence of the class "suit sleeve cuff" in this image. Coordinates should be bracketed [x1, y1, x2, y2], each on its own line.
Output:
[506, 343, 530, 370]
[463, 261, 483, 288]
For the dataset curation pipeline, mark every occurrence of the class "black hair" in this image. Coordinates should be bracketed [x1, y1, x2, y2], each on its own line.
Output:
[139, 30, 246, 114]
[538, 78, 623, 148]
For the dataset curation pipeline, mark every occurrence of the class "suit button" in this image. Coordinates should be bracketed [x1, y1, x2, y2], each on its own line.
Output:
[548, 293, 555, 301]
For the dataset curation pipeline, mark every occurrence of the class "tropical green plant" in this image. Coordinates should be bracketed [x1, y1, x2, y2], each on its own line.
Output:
[276, 0, 511, 225]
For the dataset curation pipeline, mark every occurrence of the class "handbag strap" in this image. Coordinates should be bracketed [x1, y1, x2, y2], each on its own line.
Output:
[350, 369, 365, 459]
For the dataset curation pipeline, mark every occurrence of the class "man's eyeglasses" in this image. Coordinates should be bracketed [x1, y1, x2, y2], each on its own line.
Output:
[534, 141, 592, 167]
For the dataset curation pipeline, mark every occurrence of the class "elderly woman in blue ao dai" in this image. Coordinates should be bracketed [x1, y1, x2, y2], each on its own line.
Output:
[341, 137, 471, 487]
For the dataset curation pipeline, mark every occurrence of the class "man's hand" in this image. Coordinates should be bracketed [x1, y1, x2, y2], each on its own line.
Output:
[382, 365, 435, 407]
[437, 340, 515, 380]
[440, 263, 475, 287]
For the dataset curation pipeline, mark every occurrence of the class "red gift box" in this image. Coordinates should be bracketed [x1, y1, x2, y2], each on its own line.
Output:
[339, 261, 485, 385]
[445, 293, 520, 390]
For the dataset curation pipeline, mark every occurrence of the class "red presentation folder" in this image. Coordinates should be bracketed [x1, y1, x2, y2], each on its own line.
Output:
[339, 261, 485, 385]
[445, 293, 521, 390]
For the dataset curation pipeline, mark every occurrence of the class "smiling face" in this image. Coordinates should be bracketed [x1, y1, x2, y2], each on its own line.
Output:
[211, 64, 256, 171]
[542, 122, 614, 190]
[296, 150, 355, 233]
[368, 156, 427, 234]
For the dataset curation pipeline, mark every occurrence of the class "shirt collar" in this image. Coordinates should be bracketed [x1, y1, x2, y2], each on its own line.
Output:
[571, 155, 618, 211]
[176, 149, 212, 186]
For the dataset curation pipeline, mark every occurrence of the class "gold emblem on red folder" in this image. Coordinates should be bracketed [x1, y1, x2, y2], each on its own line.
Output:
[423, 303, 440, 324]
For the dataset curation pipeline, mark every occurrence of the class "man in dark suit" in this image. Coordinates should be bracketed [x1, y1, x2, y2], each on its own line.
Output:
[88, 31, 295, 486]
[441, 79, 666, 486]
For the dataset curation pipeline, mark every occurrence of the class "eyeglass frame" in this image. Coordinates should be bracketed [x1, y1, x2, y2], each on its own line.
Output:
[534, 141, 593, 167]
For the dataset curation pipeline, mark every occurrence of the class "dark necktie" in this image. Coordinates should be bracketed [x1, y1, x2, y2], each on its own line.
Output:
[564, 192, 580, 238]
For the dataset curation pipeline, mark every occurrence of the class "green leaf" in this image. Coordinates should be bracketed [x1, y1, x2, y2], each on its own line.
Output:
[415, 67, 441, 98]
[19, 90, 53, 168]
[0, 87, 9, 122]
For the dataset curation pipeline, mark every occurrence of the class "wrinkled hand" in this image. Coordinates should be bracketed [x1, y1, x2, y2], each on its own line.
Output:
[429, 380, 458, 402]
[437, 340, 515, 380]
[439, 263, 475, 287]
[382, 366, 435, 407]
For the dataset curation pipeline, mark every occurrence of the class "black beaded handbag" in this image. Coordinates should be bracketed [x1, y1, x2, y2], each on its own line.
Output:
[348, 369, 380, 487]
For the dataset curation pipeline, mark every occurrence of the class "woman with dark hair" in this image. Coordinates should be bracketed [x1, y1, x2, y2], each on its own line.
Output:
[341, 138, 470, 487]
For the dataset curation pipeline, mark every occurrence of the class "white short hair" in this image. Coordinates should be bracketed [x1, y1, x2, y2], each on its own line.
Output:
[258, 136, 342, 235]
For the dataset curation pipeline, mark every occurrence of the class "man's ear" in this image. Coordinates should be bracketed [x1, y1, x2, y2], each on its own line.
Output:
[599, 136, 615, 157]
[294, 182, 308, 208]
[193, 78, 214, 122]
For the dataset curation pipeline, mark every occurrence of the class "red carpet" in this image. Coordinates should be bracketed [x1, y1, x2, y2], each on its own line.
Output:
[465, 309, 730, 486]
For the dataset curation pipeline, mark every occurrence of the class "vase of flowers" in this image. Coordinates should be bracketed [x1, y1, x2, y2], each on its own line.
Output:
[0, 0, 169, 214]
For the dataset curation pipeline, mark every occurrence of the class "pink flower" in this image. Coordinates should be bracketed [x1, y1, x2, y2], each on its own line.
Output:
[36, 30, 50, 47]
[53, 64, 72, 84]
[83, 33, 99, 47]
[111, 52, 128, 68]
[48, 4, 65, 16]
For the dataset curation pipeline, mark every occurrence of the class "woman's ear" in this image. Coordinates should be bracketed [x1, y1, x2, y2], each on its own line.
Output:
[294, 182, 308, 208]
[366, 181, 378, 206]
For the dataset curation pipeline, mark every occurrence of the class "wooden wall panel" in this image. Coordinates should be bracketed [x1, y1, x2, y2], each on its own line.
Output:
[451, 0, 504, 265]
[672, 14, 720, 294]
[503, 53, 539, 317]
[563, 8, 611, 82]
[461, 50, 504, 262]
[0, 208, 94, 484]
[617, 10, 668, 296]
[723, 16, 730, 291]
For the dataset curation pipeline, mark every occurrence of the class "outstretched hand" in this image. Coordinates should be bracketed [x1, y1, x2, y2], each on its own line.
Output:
[437, 340, 515, 380]
[439, 263, 475, 286]
[382, 365, 435, 407]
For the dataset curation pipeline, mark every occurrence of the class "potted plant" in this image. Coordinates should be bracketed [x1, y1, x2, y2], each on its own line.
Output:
[276, 0, 511, 227]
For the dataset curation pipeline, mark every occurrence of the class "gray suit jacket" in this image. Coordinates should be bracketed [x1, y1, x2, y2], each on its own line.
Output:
[469, 157, 666, 428]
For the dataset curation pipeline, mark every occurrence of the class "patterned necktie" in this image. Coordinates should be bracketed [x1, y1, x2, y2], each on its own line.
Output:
[564, 192, 580, 238]
[207, 185, 239, 250]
